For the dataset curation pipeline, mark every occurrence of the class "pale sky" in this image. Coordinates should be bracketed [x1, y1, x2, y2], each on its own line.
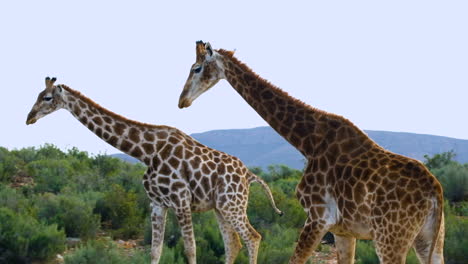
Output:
[1, 1, 467, 155]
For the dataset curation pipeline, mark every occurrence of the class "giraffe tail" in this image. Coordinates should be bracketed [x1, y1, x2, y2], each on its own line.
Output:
[247, 172, 283, 216]
[428, 182, 445, 264]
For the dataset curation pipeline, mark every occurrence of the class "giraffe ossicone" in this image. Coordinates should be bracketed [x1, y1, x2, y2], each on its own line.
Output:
[26, 77, 283, 264]
[179, 42, 445, 264]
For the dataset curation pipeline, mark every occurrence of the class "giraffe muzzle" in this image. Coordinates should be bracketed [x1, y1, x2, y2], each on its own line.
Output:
[26, 111, 37, 125]
[178, 98, 192, 109]
[26, 118, 37, 125]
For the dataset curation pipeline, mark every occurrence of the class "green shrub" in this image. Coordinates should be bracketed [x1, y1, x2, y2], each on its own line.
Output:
[36, 193, 101, 239]
[0, 184, 32, 214]
[0, 207, 65, 263]
[94, 184, 144, 239]
[0, 147, 21, 182]
[64, 239, 126, 264]
[28, 159, 73, 193]
[257, 224, 298, 264]
[424, 151, 456, 171]
[64, 239, 160, 264]
[355, 241, 418, 264]
[452, 201, 468, 216]
[266, 164, 302, 182]
[433, 164, 468, 202]
[35, 144, 66, 160]
[444, 209, 468, 264]
[355, 240, 378, 264]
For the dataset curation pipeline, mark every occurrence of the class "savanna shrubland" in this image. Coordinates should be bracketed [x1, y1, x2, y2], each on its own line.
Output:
[0, 145, 466, 263]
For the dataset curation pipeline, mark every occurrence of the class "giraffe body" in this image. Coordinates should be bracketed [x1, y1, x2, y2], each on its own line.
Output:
[26, 77, 282, 264]
[178, 41, 445, 264]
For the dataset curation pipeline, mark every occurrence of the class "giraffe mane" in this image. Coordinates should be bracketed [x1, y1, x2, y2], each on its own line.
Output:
[216, 49, 374, 143]
[60, 85, 172, 130]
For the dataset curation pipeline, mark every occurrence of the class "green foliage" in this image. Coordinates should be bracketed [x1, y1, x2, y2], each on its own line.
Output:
[424, 150, 456, 171]
[64, 238, 151, 264]
[265, 164, 302, 182]
[94, 184, 144, 239]
[433, 163, 468, 202]
[257, 224, 298, 264]
[355, 241, 378, 264]
[1, 145, 467, 263]
[28, 159, 74, 193]
[35, 192, 101, 239]
[355, 241, 418, 264]
[0, 147, 21, 182]
[444, 204, 468, 264]
[0, 184, 32, 214]
[64, 239, 120, 264]
[424, 151, 468, 202]
[0, 207, 66, 263]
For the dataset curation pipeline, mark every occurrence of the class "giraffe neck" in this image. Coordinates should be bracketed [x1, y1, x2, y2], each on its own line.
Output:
[60, 85, 169, 164]
[217, 50, 374, 158]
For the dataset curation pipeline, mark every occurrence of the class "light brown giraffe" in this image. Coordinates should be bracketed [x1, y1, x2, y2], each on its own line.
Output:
[26, 77, 283, 264]
[178, 41, 445, 264]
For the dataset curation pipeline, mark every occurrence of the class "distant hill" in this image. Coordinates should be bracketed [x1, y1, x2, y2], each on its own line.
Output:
[111, 153, 139, 164]
[112, 127, 468, 170]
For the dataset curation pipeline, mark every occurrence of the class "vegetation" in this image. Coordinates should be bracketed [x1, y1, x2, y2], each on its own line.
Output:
[0, 145, 466, 263]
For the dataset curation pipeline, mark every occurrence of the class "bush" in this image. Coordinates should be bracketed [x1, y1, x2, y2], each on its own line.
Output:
[266, 164, 302, 182]
[27, 159, 73, 193]
[94, 184, 144, 239]
[433, 164, 468, 202]
[36, 193, 101, 239]
[64, 239, 126, 264]
[64, 239, 155, 264]
[257, 224, 298, 264]
[444, 205, 468, 264]
[355, 241, 418, 264]
[0, 207, 65, 263]
[0, 184, 32, 214]
[0, 147, 21, 182]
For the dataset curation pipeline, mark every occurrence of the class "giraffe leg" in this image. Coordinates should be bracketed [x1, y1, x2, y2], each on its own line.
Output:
[219, 209, 261, 264]
[289, 217, 329, 264]
[374, 238, 414, 264]
[334, 235, 356, 264]
[215, 210, 242, 264]
[175, 207, 196, 264]
[413, 213, 445, 264]
[149, 203, 167, 264]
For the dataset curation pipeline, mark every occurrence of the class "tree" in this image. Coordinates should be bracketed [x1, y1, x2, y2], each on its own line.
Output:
[424, 150, 456, 171]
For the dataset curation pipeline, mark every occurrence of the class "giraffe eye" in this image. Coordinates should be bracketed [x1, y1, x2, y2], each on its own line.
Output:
[193, 66, 202, 73]
[43, 96, 53, 102]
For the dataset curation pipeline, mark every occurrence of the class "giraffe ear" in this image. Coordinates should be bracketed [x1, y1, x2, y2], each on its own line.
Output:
[205, 42, 213, 57]
[54, 85, 63, 94]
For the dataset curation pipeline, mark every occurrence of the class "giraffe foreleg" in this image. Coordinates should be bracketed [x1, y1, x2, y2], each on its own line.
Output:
[215, 210, 242, 264]
[335, 235, 356, 264]
[175, 207, 196, 264]
[149, 203, 167, 264]
[289, 217, 329, 264]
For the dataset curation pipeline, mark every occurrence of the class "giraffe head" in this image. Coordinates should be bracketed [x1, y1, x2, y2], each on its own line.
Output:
[178, 41, 226, 108]
[26, 77, 65, 125]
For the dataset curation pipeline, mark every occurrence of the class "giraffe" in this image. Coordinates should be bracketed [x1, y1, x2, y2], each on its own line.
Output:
[178, 41, 445, 264]
[26, 77, 283, 264]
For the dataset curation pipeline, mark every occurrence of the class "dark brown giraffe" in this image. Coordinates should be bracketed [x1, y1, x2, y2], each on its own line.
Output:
[26, 77, 283, 264]
[178, 41, 445, 264]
